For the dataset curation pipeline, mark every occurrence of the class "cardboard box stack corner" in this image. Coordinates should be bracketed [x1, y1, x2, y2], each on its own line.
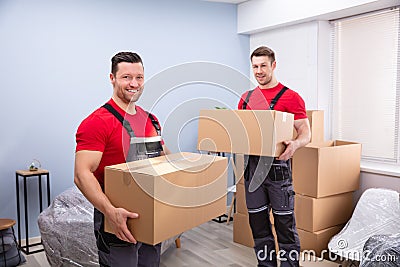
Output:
[292, 110, 362, 256]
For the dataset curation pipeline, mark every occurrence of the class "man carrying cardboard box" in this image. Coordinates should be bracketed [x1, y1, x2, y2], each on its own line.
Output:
[74, 52, 170, 267]
[238, 46, 311, 267]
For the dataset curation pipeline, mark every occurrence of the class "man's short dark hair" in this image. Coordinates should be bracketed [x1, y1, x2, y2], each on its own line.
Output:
[250, 46, 275, 64]
[111, 52, 143, 75]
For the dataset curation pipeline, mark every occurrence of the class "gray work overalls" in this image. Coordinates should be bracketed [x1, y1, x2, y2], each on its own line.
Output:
[94, 103, 163, 267]
[242, 87, 300, 267]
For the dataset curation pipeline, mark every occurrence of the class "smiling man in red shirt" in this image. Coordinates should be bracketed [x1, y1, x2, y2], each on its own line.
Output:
[74, 52, 169, 267]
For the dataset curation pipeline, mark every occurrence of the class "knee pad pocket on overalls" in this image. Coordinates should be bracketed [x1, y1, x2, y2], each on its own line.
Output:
[249, 209, 272, 239]
[273, 214, 296, 244]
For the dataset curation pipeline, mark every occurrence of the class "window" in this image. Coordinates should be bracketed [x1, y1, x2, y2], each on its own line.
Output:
[331, 8, 400, 166]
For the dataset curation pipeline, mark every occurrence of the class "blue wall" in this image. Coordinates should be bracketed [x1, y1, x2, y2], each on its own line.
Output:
[0, 0, 249, 238]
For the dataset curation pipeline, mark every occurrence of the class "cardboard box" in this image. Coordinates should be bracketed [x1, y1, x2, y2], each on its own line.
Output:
[293, 140, 361, 198]
[233, 154, 245, 184]
[104, 152, 227, 245]
[298, 225, 344, 257]
[237, 174, 244, 185]
[198, 110, 294, 156]
[295, 193, 354, 232]
[233, 212, 254, 248]
[236, 183, 248, 214]
[233, 212, 276, 249]
[307, 110, 324, 143]
[294, 110, 325, 144]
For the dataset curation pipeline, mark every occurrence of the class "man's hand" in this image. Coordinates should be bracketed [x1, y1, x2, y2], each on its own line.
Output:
[106, 207, 139, 244]
[277, 140, 298, 161]
[74, 150, 139, 243]
[277, 118, 311, 161]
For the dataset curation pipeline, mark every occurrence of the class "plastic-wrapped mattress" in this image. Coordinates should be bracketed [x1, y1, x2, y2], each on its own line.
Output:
[38, 186, 178, 266]
[328, 188, 400, 262]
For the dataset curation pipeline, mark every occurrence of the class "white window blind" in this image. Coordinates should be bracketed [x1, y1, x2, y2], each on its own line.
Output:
[331, 8, 400, 163]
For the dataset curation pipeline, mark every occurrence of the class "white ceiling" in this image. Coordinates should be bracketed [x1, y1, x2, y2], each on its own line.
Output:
[202, 0, 248, 4]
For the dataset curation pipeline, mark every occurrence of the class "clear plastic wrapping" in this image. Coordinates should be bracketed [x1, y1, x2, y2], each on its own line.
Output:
[38, 186, 180, 266]
[360, 234, 400, 267]
[38, 187, 98, 266]
[328, 188, 400, 262]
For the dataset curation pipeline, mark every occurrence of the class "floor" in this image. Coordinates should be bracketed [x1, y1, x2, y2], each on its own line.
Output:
[19, 220, 351, 267]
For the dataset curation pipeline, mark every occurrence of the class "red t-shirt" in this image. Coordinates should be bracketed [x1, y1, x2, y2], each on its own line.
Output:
[75, 99, 162, 185]
[238, 83, 307, 120]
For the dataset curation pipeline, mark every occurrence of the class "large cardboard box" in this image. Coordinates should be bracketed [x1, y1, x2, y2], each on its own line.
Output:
[295, 193, 354, 232]
[104, 152, 227, 245]
[293, 140, 361, 198]
[294, 110, 325, 144]
[198, 110, 294, 156]
[298, 225, 344, 257]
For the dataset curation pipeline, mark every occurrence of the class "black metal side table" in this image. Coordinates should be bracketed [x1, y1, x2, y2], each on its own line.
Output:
[15, 169, 50, 254]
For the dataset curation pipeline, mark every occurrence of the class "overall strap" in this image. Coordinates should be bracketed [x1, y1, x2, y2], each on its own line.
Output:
[102, 103, 161, 137]
[146, 112, 161, 136]
[242, 89, 255, 110]
[242, 86, 288, 110]
[269, 86, 288, 110]
[102, 103, 135, 138]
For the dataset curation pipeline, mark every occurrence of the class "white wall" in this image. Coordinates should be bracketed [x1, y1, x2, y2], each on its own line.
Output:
[238, 0, 400, 33]
[0, 0, 249, 238]
[355, 172, 400, 202]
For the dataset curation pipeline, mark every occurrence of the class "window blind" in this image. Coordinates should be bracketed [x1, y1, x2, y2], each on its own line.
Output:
[331, 8, 400, 163]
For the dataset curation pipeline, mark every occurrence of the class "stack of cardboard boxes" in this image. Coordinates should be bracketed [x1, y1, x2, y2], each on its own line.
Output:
[197, 109, 361, 259]
[292, 110, 362, 256]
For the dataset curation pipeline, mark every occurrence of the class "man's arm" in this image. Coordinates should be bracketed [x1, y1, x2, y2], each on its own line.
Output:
[278, 118, 311, 161]
[74, 150, 138, 243]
